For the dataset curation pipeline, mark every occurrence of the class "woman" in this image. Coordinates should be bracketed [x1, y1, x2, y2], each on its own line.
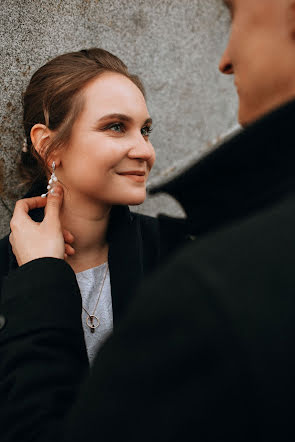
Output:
[0, 48, 185, 363]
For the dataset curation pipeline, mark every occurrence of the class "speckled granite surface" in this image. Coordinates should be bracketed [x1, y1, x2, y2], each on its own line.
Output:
[0, 0, 237, 236]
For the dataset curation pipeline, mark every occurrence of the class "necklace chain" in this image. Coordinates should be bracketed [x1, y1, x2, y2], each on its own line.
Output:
[82, 263, 109, 333]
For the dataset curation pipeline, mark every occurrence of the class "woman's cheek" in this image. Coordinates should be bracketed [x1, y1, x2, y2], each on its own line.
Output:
[107, 141, 127, 158]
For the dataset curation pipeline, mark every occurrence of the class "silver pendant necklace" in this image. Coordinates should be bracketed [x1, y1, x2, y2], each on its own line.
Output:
[82, 263, 109, 333]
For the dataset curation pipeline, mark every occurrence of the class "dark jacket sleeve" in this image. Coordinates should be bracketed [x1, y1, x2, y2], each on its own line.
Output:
[0, 258, 89, 442]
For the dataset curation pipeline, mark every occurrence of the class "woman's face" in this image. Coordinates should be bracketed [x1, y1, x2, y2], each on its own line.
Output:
[56, 72, 155, 207]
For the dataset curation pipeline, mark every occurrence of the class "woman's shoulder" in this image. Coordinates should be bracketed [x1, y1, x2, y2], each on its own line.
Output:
[131, 212, 159, 225]
[131, 212, 160, 245]
[129, 212, 161, 272]
[131, 212, 160, 238]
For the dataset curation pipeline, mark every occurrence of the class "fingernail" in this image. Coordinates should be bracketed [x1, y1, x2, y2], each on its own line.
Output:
[52, 185, 62, 196]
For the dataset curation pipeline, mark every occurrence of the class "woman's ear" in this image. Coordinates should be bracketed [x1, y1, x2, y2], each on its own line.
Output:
[30, 124, 61, 170]
[30, 124, 51, 156]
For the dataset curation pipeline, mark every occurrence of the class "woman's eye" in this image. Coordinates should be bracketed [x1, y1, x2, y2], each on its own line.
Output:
[141, 126, 153, 137]
[109, 123, 124, 133]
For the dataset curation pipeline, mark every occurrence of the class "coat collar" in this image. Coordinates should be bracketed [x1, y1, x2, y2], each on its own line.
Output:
[7, 182, 142, 323]
[150, 99, 295, 236]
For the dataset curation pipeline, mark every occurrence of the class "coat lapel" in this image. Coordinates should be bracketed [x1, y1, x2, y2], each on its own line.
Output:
[6, 199, 144, 326]
[107, 206, 144, 325]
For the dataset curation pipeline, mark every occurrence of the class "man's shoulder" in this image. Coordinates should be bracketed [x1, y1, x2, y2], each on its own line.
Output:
[154, 192, 295, 313]
[134, 191, 295, 347]
[179, 191, 295, 266]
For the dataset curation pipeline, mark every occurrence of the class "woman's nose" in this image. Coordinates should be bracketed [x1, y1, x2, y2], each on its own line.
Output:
[219, 45, 234, 75]
[128, 137, 154, 162]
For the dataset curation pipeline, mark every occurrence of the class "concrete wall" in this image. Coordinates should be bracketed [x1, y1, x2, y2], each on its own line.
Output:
[0, 0, 238, 237]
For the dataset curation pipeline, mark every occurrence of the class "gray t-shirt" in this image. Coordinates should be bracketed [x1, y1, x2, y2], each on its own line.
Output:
[76, 262, 113, 364]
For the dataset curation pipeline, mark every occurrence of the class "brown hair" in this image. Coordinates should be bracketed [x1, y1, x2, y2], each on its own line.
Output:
[16, 48, 145, 192]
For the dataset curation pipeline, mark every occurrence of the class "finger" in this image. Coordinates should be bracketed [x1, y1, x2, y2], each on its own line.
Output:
[8, 233, 15, 257]
[43, 185, 63, 223]
[63, 229, 75, 244]
[65, 243, 75, 256]
[12, 196, 47, 224]
[64, 253, 68, 260]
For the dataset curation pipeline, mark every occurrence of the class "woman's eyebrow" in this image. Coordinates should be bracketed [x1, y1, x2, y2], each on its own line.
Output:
[97, 113, 132, 123]
[96, 113, 152, 125]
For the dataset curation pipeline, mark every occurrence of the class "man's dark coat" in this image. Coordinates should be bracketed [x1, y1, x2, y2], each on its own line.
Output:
[1, 100, 295, 441]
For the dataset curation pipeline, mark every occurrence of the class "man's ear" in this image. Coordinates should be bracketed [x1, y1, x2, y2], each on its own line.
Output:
[30, 124, 51, 156]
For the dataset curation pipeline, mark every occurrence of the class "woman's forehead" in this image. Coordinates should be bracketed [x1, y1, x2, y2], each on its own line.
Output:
[78, 73, 149, 122]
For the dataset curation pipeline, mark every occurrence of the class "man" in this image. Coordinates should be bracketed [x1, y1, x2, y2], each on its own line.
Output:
[220, 0, 295, 126]
[1, 0, 295, 440]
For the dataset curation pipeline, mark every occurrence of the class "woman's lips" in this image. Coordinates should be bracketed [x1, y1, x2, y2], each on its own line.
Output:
[118, 172, 146, 183]
[124, 175, 145, 183]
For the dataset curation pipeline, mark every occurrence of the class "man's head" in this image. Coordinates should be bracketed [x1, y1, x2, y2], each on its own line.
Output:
[219, 0, 295, 126]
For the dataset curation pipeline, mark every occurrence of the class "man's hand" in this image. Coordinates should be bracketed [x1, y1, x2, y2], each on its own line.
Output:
[9, 185, 75, 266]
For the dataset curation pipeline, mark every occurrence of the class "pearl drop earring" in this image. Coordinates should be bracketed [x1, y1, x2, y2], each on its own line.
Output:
[41, 161, 58, 198]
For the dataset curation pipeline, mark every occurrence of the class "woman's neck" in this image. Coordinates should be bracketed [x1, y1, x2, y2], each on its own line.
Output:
[59, 192, 111, 273]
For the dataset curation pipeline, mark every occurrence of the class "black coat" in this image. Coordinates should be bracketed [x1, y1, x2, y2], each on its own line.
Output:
[1, 100, 295, 441]
[0, 183, 188, 325]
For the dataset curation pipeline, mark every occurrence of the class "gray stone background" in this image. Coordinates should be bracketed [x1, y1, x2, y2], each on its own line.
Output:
[0, 0, 238, 238]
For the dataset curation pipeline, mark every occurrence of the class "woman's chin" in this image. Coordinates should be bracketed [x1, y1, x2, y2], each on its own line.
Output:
[119, 187, 147, 206]
[127, 196, 146, 206]
[124, 192, 146, 206]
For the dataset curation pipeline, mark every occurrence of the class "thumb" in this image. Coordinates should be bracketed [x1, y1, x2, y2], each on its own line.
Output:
[44, 185, 63, 224]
